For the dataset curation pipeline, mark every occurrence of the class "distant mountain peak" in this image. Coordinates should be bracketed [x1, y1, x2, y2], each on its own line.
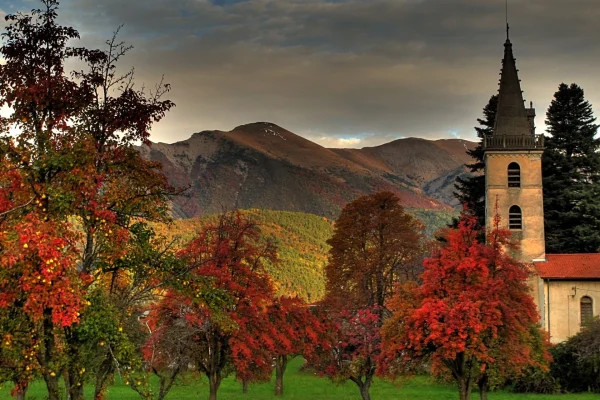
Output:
[190, 130, 219, 139]
[139, 122, 477, 218]
[233, 121, 283, 131]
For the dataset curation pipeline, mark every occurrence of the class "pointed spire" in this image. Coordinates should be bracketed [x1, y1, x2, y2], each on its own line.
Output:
[493, 34, 531, 137]
[505, 0, 510, 41]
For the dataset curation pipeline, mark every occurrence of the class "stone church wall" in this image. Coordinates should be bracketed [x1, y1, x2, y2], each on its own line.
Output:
[542, 279, 600, 343]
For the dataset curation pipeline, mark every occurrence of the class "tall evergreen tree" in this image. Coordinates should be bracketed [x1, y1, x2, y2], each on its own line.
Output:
[543, 83, 600, 253]
[453, 95, 498, 227]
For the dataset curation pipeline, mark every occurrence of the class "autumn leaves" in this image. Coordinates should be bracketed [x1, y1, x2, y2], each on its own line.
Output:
[317, 192, 548, 400]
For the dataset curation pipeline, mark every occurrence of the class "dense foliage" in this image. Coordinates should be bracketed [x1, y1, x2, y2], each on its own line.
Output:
[512, 317, 600, 395]
[159, 209, 333, 302]
[145, 212, 329, 400]
[160, 208, 453, 306]
[315, 192, 426, 400]
[550, 317, 600, 393]
[325, 191, 425, 310]
[380, 214, 550, 400]
[408, 209, 458, 237]
[0, 1, 180, 398]
[542, 83, 600, 253]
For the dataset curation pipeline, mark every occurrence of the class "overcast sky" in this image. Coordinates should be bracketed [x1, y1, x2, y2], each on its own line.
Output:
[3, 0, 600, 148]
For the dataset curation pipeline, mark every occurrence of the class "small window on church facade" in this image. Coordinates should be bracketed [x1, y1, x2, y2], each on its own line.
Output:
[581, 296, 593, 327]
[509, 205, 522, 230]
[508, 162, 521, 187]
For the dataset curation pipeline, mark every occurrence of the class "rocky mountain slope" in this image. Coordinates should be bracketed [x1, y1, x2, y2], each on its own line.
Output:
[138, 122, 476, 218]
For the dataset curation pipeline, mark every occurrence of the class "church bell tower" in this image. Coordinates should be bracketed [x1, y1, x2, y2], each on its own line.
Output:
[483, 28, 545, 263]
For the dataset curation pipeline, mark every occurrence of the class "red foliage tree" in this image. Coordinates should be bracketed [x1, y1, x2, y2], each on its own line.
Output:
[145, 212, 280, 400]
[380, 214, 550, 400]
[309, 307, 382, 400]
[0, 214, 88, 399]
[266, 297, 330, 396]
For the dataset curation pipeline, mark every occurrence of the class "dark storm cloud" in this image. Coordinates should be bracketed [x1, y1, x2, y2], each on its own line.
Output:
[3, 0, 600, 147]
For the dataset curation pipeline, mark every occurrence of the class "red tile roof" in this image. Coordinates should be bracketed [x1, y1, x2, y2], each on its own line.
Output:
[536, 254, 600, 279]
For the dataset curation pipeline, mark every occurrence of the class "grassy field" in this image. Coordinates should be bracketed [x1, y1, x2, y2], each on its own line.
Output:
[0, 358, 595, 400]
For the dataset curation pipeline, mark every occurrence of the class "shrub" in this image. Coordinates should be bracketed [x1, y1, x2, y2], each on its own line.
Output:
[508, 367, 560, 394]
[550, 317, 600, 393]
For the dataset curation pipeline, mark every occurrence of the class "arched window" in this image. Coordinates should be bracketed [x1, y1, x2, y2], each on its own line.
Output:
[508, 162, 521, 187]
[581, 296, 593, 327]
[509, 205, 522, 230]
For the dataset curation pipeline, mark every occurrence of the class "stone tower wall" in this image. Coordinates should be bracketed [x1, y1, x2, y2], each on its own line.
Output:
[484, 150, 546, 263]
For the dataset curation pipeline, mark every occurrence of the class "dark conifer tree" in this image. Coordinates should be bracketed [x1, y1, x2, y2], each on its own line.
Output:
[543, 83, 600, 253]
[453, 95, 498, 228]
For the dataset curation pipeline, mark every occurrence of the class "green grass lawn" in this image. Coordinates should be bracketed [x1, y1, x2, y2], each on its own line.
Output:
[0, 358, 594, 400]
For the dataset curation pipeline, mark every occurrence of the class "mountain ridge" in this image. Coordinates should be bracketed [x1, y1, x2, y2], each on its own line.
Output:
[138, 122, 477, 218]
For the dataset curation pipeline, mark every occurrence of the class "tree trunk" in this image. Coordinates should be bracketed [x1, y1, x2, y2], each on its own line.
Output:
[274, 355, 288, 396]
[63, 325, 87, 400]
[40, 311, 61, 400]
[65, 348, 85, 400]
[14, 385, 27, 400]
[242, 380, 248, 394]
[156, 366, 180, 400]
[458, 377, 472, 400]
[478, 374, 489, 400]
[43, 373, 61, 400]
[447, 353, 474, 400]
[64, 370, 71, 400]
[68, 370, 85, 400]
[359, 384, 372, 400]
[208, 373, 221, 400]
[350, 372, 373, 400]
[94, 354, 114, 400]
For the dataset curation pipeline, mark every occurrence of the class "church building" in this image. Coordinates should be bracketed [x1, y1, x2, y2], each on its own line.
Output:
[483, 29, 600, 343]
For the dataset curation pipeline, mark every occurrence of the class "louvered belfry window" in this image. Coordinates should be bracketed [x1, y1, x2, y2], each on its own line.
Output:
[508, 162, 521, 187]
[509, 205, 522, 230]
[581, 296, 593, 327]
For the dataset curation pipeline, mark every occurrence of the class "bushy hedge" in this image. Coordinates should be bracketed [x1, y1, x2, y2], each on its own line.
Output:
[508, 367, 560, 394]
[510, 317, 600, 394]
[550, 317, 600, 393]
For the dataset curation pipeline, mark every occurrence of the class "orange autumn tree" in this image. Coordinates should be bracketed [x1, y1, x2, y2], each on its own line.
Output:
[0, 1, 176, 399]
[315, 191, 425, 400]
[0, 215, 88, 400]
[380, 214, 550, 400]
[325, 191, 424, 310]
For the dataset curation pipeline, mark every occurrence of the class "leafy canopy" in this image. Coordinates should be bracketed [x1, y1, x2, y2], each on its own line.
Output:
[380, 214, 549, 400]
[325, 191, 425, 310]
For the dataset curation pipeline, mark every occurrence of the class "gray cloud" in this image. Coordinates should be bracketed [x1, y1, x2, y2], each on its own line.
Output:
[7, 0, 600, 146]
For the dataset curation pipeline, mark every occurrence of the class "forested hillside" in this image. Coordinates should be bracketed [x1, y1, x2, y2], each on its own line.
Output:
[410, 209, 457, 237]
[155, 208, 456, 302]
[157, 210, 333, 302]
